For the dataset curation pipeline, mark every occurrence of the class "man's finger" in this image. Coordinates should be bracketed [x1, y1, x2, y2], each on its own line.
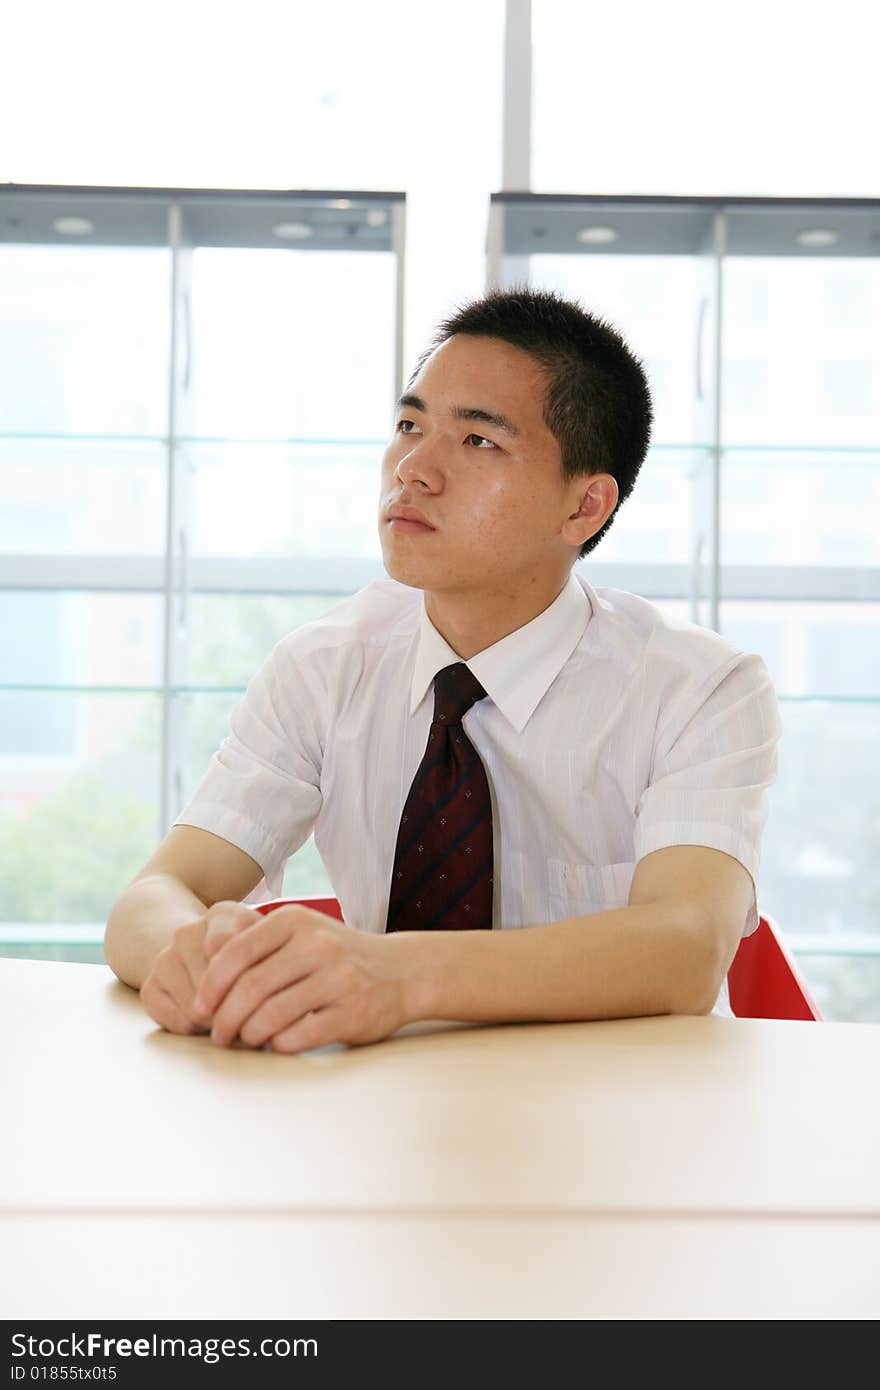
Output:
[269, 1003, 344, 1055]
[204, 929, 239, 960]
[140, 981, 201, 1036]
[203, 905, 263, 959]
[234, 972, 332, 1050]
[208, 951, 321, 1047]
[153, 948, 202, 1015]
[192, 915, 295, 1019]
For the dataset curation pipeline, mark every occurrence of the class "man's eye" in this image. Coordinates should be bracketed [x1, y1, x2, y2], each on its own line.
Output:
[395, 418, 418, 434]
[466, 433, 496, 449]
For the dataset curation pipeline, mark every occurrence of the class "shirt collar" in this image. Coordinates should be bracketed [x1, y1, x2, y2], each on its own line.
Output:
[410, 570, 592, 733]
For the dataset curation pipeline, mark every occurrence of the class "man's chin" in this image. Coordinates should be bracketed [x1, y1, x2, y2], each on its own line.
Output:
[381, 564, 423, 590]
[380, 551, 432, 590]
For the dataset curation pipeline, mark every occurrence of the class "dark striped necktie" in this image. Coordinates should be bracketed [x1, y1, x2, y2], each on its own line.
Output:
[385, 661, 494, 933]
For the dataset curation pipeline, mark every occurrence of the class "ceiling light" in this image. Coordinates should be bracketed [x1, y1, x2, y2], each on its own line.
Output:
[576, 225, 619, 245]
[272, 221, 313, 241]
[796, 227, 839, 248]
[53, 216, 94, 236]
[366, 208, 387, 228]
[330, 198, 353, 210]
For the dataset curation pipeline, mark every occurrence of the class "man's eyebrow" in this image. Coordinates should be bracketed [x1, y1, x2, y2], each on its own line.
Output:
[395, 392, 521, 438]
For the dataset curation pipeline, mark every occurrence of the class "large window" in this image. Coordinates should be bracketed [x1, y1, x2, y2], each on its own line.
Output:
[529, 0, 879, 1018]
[2, 0, 876, 1019]
[0, 191, 404, 942]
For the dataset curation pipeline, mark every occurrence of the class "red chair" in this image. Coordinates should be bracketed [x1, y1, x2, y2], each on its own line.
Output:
[254, 895, 343, 922]
[727, 913, 823, 1021]
[255, 899, 822, 1022]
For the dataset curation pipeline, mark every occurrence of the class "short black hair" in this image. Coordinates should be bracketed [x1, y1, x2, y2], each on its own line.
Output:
[411, 284, 654, 559]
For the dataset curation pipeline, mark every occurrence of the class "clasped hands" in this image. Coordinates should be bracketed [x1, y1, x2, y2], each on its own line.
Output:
[139, 901, 415, 1054]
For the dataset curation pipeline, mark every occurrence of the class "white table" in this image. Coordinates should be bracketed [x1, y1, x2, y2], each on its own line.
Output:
[3, 957, 879, 1318]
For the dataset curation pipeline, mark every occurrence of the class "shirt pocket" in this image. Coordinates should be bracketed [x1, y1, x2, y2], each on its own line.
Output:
[547, 859, 636, 921]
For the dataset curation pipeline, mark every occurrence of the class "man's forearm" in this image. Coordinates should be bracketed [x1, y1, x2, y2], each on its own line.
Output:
[104, 874, 208, 991]
[396, 898, 720, 1025]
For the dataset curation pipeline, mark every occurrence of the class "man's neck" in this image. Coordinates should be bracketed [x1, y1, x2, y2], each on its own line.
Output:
[424, 572, 571, 660]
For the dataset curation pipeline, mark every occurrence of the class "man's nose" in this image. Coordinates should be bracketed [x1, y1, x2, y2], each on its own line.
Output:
[393, 435, 445, 487]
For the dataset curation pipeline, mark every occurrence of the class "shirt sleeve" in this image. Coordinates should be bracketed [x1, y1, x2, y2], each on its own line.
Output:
[632, 651, 782, 937]
[172, 636, 324, 903]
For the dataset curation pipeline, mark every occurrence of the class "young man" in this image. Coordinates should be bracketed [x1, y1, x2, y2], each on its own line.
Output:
[105, 286, 781, 1052]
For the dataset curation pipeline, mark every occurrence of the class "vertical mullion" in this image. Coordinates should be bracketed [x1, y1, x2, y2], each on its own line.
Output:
[160, 202, 179, 838]
[692, 208, 725, 633]
[495, 0, 532, 291]
[502, 0, 532, 191]
[391, 200, 407, 409]
[486, 199, 506, 291]
[161, 202, 193, 838]
[710, 210, 725, 634]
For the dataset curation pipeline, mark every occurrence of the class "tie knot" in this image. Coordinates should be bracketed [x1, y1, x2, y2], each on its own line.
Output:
[432, 662, 488, 726]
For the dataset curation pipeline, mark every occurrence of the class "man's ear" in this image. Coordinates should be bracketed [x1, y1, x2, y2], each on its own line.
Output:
[565, 474, 618, 541]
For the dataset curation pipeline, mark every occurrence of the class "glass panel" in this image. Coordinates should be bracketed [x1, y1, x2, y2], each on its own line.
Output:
[0, 691, 161, 924]
[720, 448, 879, 567]
[279, 839, 334, 899]
[721, 601, 880, 697]
[0, 245, 170, 435]
[528, 254, 705, 446]
[0, 438, 166, 554]
[188, 592, 355, 688]
[188, 249, 396, 440]
[722, 257, 880, 448]
[178, 691, 331, 895]
[759, 699, 880, 940]
[184, 441, 383, 559]
[0, 943, 106, 964]
[793, 954, 880, 1024]
[588, 446, 708, 564]
[0, 592, 163, 687]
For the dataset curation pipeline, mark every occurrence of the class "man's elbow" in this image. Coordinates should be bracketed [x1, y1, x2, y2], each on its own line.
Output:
[103, 894, 136, 987]
[671, 901, 734, 1016]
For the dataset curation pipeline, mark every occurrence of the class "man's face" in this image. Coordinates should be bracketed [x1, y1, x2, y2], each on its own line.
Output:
[378, 333, 597, 597]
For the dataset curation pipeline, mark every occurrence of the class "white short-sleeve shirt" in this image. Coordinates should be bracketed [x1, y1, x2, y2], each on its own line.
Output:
[174, 570, 782, 1018]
